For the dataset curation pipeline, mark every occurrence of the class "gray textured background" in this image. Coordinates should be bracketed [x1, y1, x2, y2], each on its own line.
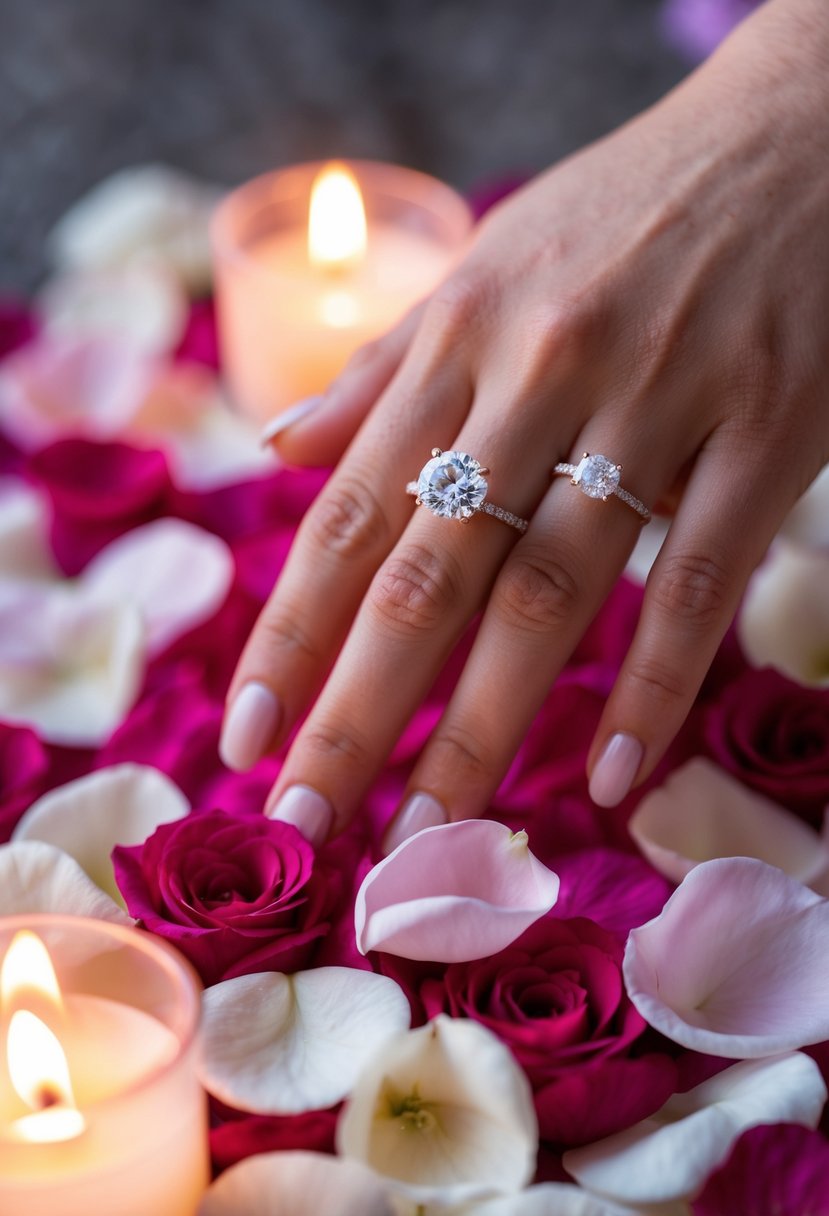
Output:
[1, 0, 690, 292]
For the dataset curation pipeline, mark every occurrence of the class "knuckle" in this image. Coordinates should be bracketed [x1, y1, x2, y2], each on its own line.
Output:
[496, 550, 581, 633]
[257, 612, 319, 666]
[369, 544, 461, 637]
[651, 551, 731, 629]
[427, 724, 491, 782]
[343, 337, 383, 374]
[306, 476, 389, 560]
[300, 718, 372, 770]
[426, 269, 491, 336]
[625, 656, 688, 706]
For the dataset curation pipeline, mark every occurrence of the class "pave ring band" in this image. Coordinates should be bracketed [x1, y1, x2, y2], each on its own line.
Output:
[552, 453, 651, 524]
[406, 449, 529, 534]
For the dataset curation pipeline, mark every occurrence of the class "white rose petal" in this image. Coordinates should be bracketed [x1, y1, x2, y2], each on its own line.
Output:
[82, 517, 234, 656]
[14, 764, 189, 906]
[629, 757, 829, 885]
[38, 266, 187, 355]
[0, 480, 55, 581]
[458, 1185, 647, 1215]
[0, 841, 132, 923]
[623, 514, 670, 585]
[198, 1151, 397, 1216]
[564, 1054, 826, 1206]
[199, 967, 411, 1115]
[337, 1015, 538, 1207]
[779, 462, 829, 550]
[738, 541, 829, 687]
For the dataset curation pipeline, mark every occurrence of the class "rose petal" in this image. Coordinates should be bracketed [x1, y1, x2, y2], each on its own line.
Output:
[692, 1122, 829, 1215]
[199, 967, 411, 1114]
[0, 840, 132, 922]
[197, 1150, 396, 1216]
[0, 335, 154, 450]
[780, 462, 829, 550]
[337, 1014, 538, 1206]
[49, 163, 221, 294]
[629, 758, 829, 885]
[552, 848, 673, 937]
[13, 764, 189, 905]
[464, 1184, 640, 1215]
[82, 517, 233, 655]
[623, 857, 829, 1056]
[0, 585, 144, 745]
[623, 515, 670, 585]
[738, 543, 829, 687]
[0, 479, 55, 580]
[564, 1053, 826, 1205]
[38, 267, 186, 355]
[356, 821, 559, 962]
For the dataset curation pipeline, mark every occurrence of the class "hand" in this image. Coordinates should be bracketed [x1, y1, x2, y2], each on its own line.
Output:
[221, 0, 829, 848]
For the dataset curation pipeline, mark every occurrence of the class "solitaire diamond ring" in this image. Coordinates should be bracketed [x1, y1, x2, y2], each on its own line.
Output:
[552, 453, 651, 523]
[406, 449, 529, 534]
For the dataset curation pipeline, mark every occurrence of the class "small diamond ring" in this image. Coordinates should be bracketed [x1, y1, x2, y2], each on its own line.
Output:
[552, 453, 651, 523]
[406, 449, 529, 534]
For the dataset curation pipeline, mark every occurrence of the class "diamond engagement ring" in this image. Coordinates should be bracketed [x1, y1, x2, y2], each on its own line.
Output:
[552, 453, 651, 524]
[406, 449, 529, 534]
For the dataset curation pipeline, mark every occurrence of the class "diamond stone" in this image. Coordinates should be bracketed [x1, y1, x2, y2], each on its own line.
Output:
[573, 454, 620, 500]
[417, 451, 488, 520]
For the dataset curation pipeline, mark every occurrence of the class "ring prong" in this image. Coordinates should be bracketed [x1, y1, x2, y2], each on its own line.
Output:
[570, 478, 577, 486]
[460, 516, 471, 524]
[415, 498, 423, 506]
[583, 451, 589, 458]
[616, 463, 623, 471]
[431, 447, 442, 458]
[479, 467, 491, 476]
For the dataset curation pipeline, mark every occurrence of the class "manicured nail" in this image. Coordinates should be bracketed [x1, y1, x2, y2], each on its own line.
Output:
[219, 682, 280, 772]
[259, 396, 324, 447]
[383, 791, 448, 855]
[589, 733, 644, 808]
[267, 784, 333, 848]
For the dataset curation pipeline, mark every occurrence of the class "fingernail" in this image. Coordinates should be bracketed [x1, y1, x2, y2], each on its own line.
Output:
[259, 396, 324, 447]
[383, 791, 448, 855]
[219, 682, 280, 772]
[267, 784, 333, 848]
[589, 733, 643, 808]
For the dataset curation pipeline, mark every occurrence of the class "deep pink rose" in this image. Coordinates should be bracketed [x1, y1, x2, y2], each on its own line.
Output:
[704, 667, 829, 824]
[113, 808, 341, 985]
[384, 915, 676, 1147]
[210, 1105, 338, 1174]
[692, 1123, 829, 1216]
[0, 297, 38, 359]
[0, 723, 51, 842]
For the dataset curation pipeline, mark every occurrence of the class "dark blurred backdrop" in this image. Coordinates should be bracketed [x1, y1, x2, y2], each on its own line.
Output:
[1, 0, 691, 291]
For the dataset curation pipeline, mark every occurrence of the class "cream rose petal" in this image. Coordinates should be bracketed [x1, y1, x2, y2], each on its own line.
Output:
[337, 1014, 538, 1206]
[456, 1185, 651, 1215]
[356, 820, 559, 962]
[623, 514, 670, 585]
[198, 968, 411, 1115]
[779, 461, 829, 549]
[737, 542, 829, 687]
[82, 517, 234, 656]
[628, 757, 829, 885]
[623, 857, 829, 1056]
[38, 266, 187, 355]
[564, 1054, 826, 1206]
[49, 163, 221, 293]
[0, 841, 132, 923]
[0, 585, 144, 746]
[198, 1151, 396, 1216]
[13, 764, 189, 906]
[0, 480, 55, 581]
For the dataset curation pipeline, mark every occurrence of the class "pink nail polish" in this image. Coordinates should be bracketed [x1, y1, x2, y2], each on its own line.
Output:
[589, 733, 643, 808]
[259, 396, 324, 447]
[219, 682, 280, 772]
[383, 792, 448, 854]
[267, 784, 333, 848]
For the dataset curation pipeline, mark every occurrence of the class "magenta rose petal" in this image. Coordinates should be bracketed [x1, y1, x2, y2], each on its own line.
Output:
[692, 1123, 829, 1216]
[624, 856, 829, 1056]
[629, 758, 829, 885]
[552, 848, 673, 937]
[355, 820, 560, 962]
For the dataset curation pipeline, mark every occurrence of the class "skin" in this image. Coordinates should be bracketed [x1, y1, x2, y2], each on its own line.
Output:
[226, 0, 829, 835]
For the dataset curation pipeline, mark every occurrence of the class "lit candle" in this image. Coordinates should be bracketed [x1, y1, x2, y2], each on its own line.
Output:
[0, 918, 208, 1216]
[212, 159, 472, 422]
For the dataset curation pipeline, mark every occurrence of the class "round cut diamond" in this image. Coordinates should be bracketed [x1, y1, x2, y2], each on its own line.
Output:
[573, 454, 620, 500]
[417, 451, 488, 520]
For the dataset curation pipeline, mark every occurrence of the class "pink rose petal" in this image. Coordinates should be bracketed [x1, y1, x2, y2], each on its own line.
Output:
[355, 820, 559, 962]
[624, 856, 829, 1055]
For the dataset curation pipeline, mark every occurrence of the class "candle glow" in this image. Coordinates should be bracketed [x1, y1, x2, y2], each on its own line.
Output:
[307, 162, 367, 270]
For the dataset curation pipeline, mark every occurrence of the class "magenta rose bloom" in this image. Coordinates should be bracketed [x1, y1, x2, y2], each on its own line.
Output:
[389, 916, 676, 1147]
[704, 668, 829, 824]
[113, 808, 339, 985]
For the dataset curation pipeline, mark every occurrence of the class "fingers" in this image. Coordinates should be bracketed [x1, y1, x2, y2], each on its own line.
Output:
[261, 402, 565, 840]
[383, 439, 670, 846]
[221, 299, 474, 773]
[586, 435, 798, 806]
[261, 303, 425, 468]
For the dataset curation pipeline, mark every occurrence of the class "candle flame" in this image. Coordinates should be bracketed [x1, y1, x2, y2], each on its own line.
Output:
[308, 162, 367, 270]
[2, 931, 85, 1143]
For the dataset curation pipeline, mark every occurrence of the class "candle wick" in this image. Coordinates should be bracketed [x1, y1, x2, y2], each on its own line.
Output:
[36, 1086, 62, 1110]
